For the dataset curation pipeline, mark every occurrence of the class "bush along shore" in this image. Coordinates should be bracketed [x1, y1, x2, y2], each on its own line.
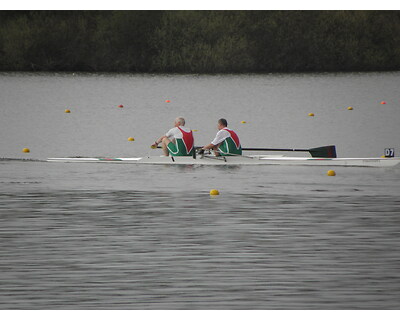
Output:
[1, 11, 400, 73]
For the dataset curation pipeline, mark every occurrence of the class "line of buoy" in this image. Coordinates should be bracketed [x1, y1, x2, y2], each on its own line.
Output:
[307, 100, 390, 116]
[59, 97, 390, 164]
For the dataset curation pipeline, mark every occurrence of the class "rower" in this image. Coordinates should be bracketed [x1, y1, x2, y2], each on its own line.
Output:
[201, 118, 242, 156]
[151, 117, 194, 156]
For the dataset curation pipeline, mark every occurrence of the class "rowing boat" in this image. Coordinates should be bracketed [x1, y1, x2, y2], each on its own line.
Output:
[47, 155, 400, 167]
[47, 145, 400, 167]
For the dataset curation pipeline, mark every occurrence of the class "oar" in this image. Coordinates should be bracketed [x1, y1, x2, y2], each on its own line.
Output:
[155, 145, 337, 158]
[242, 145, 337, 158]
[209, 151, 255, 159]
[154, 145, 197, 159]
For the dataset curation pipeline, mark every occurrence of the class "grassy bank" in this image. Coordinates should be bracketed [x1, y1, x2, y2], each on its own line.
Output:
[1, 11, 399, 73]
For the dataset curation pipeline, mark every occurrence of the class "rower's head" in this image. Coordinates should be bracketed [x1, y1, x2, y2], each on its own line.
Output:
[174, 117, 185, 127]
[217, 118, 227, 130]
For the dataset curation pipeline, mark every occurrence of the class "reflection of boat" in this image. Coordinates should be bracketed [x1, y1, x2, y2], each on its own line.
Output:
[47, 155, 400, 167]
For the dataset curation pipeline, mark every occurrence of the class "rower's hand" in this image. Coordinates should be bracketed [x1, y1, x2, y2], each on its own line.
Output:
[197, 148, 205, 155]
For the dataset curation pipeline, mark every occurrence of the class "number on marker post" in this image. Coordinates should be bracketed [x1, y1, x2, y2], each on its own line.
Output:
[384, 148, 395, 157]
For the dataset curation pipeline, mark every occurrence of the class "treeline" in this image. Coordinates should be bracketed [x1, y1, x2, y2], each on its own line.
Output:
[1, 10, 400, 73]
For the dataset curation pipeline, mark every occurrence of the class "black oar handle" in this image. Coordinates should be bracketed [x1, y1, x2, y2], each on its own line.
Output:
[158, 146, 308, 152]
[156, 145, 204, 150]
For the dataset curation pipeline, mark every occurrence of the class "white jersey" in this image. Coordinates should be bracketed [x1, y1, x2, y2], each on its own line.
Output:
[165, 126, 192, 140]
[211, 127, 232, 145]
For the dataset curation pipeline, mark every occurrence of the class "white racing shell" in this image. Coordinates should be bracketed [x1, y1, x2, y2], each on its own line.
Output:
[47, 155, 400, 167]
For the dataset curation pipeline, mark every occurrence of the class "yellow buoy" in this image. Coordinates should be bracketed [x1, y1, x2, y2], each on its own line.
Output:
[241, 121, 247, 124]
[327, 170, 336, 176]
[127, 137, 135, 141]
[210, 189, 220, 196]
[347, 106, 353, 110]
[65, 109, 71, 113]
[193, 129, 198, 132]
[308, 113, 314, 117]
[22, 148, 30, 153]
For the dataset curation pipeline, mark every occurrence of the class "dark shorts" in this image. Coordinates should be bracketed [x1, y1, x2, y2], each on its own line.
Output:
[167, 141, 192, 156]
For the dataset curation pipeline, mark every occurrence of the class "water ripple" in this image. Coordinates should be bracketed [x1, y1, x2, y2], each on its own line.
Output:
[1, 190, 400, 309]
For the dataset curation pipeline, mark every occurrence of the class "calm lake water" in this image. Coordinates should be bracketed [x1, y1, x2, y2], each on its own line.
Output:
[1, 72, 400, 309]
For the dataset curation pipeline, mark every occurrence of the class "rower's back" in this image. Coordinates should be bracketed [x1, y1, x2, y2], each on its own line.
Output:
[165, 125, 194, 156]
[217, 127, 242, 156]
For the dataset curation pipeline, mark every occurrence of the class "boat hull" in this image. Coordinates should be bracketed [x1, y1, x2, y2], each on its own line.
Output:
[47, 155, 400, 167]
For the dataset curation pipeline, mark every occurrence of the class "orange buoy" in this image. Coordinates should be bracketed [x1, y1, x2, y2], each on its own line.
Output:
[118, 104, 124, 108]
[380, 101, 387, 105]
[165, 100, 171, 103]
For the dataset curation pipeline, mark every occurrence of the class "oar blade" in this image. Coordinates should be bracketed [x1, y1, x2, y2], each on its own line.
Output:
[309, 145, 337, 158]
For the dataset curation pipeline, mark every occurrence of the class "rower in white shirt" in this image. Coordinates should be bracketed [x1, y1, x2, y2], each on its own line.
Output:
[151, 117, 194, 156]
[201, 118, 242, 156]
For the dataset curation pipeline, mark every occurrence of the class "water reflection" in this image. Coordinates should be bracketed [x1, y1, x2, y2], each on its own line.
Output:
[1, 189, 400, 309]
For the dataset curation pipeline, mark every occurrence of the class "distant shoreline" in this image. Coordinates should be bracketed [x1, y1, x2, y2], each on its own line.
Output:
[1, 70, 399, 76]
[1, 11, 399, 73]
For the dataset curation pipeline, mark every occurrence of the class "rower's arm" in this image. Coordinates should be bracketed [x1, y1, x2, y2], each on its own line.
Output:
[202, 143, 215, 150]
[152, 135, 168, 147]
